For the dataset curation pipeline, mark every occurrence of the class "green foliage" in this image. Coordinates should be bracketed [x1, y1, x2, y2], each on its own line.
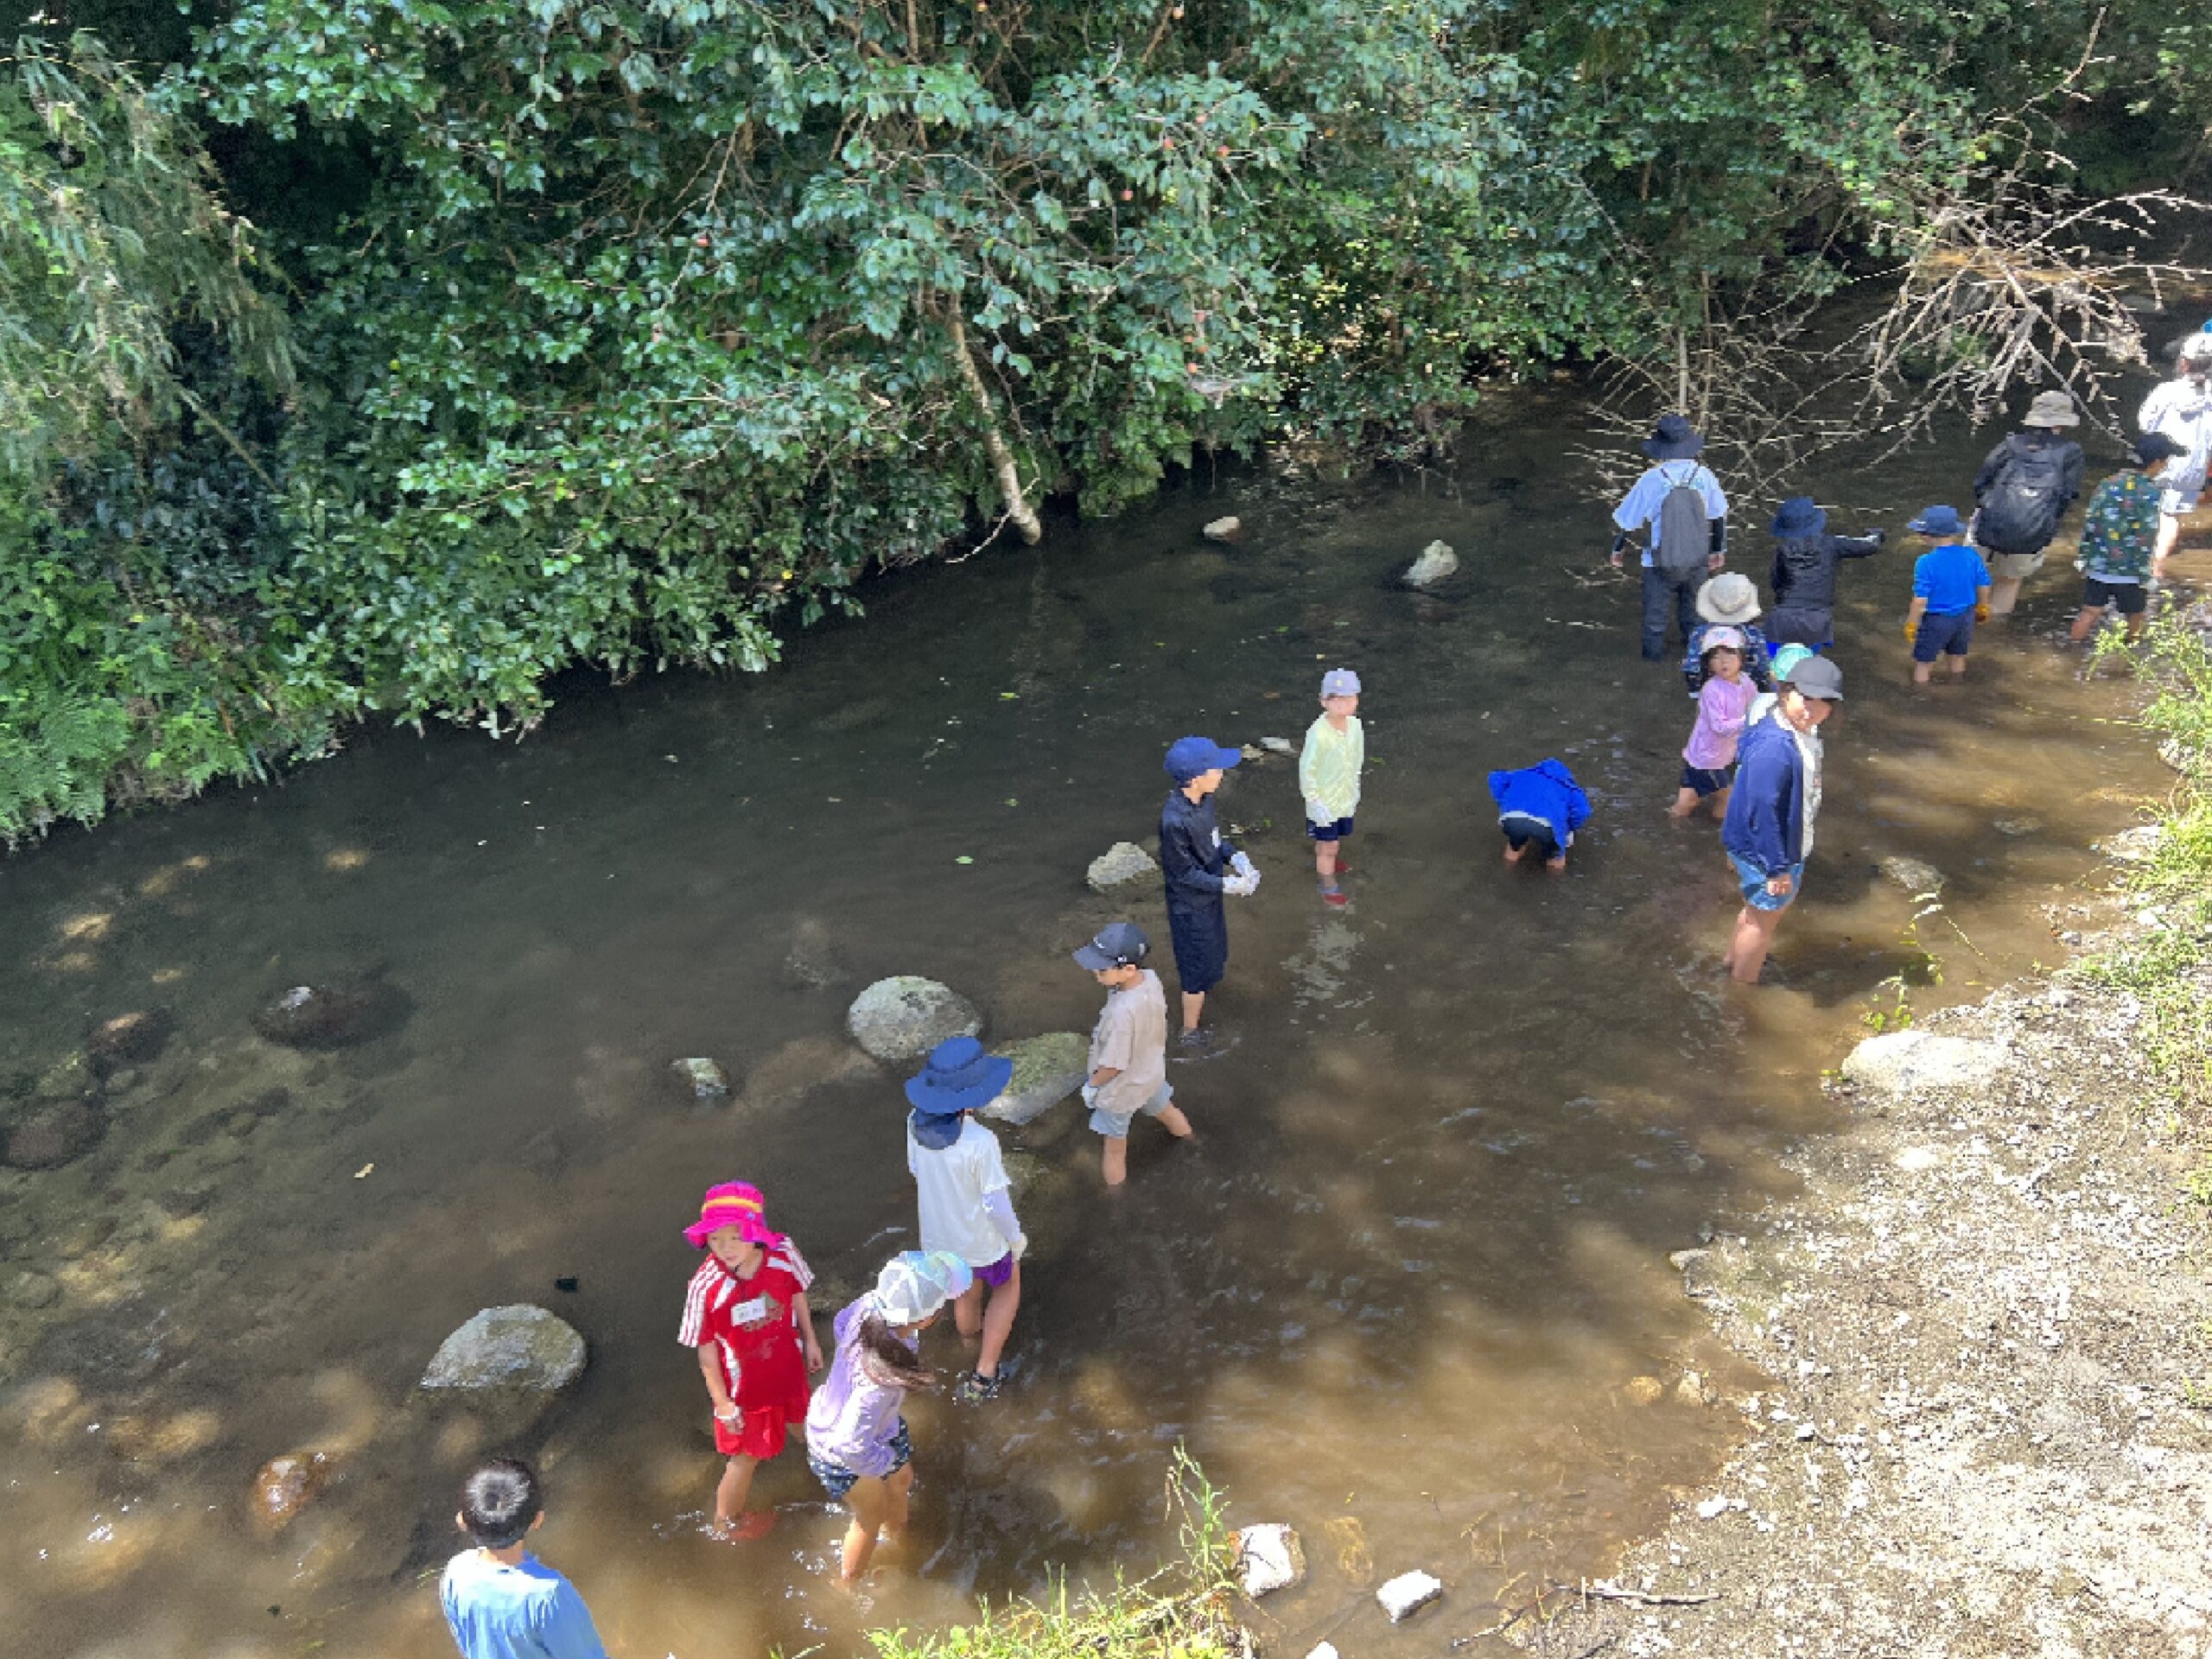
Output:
[3, 3, 2212, 837]
[862, 1447, 1242, 1659]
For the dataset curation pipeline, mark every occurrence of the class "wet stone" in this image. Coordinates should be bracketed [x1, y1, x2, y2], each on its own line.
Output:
[421, 1305, 586, 1393]
[6, 1270, 60, 1309]
[1877, 855, 1945, 894]
[846, 976, 981, 1063]
[1086, 842, 1158, 893]
[670, 1058, 731, 1103]
[31, 1052, 97, 1103]
[1402, 539, 1459, 589]
[1234, 1522, 1306, 1597]
[1258, 735, 1296, 756]
[5, 1100, 106, 1171]
[252, 978, 411, 1050]
[780, 918, 849, 992]
[1624, 1375, 1666, 1405]
[982, 1033, 1087, 1126]
[1202, 516, 1244, 544]
[87, 1009, 173, 1071]
[251, 1452, 333, 1533]
[31, 1312, 166, 1385]
[1377, 1569, 1444, 1622]
[1840, 1029, 2006, 1099]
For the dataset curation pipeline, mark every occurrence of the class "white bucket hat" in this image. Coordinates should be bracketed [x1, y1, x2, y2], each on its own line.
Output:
[1695, 572, 1762, 626]
[873, 1249, 973, 1325]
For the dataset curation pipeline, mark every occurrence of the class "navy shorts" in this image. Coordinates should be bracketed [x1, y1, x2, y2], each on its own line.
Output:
[1499, 811, 1560, 856]
[1306, 816, 1355, 842]
[2082, 576, 2146, 616]
[1912, 610, 1975, 662]
[1681, 762, 1736, 798]
[1166, 905, 1228, 995]
[810, 1419, 912, 1502]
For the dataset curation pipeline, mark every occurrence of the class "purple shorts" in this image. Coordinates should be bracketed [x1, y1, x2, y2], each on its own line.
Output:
[975, 1252, 1016, 1289]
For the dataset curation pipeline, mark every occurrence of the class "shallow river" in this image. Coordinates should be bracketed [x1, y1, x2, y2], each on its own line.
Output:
[0, 387, 2174, 1659]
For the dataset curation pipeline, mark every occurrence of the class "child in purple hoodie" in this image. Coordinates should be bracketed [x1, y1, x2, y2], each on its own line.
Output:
[1669, 626, 1755, 821]
[804, 1250, 973, 1586]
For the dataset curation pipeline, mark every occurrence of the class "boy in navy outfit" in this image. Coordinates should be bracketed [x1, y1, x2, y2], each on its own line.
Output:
[1902, 505, 1991, 684]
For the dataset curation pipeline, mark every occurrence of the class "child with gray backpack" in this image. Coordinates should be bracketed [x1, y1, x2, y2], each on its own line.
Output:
[1610, 414, 1730, 660]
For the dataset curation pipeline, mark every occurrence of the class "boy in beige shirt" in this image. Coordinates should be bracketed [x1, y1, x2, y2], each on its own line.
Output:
[1071, 924, 1193, 1186]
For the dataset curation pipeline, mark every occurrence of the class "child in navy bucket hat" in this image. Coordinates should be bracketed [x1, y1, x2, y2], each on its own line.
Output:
[903, 1037, 1026, 1402]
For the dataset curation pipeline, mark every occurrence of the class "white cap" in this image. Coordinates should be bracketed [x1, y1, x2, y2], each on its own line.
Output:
[873, 1249, 973, 1325]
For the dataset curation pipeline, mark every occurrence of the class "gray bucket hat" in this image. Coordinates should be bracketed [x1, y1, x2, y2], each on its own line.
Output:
[2024, 390, 2079, 428]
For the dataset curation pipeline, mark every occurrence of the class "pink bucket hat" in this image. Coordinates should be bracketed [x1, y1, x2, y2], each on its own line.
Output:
[683, 1181, 779, 1250]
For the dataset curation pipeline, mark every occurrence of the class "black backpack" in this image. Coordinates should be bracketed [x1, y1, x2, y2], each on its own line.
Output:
[1652, 463, 1712, 579]
[1976, 437, 2068, 556]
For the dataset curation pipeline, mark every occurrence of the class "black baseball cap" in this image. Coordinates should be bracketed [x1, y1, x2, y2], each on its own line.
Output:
[2136, 432, 2188, 467]
[1783, 656, 1845, 702]
[1072, 923, 1150, 971]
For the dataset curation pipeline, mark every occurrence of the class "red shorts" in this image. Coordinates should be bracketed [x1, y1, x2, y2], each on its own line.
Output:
[713, 1396, 805, 1460]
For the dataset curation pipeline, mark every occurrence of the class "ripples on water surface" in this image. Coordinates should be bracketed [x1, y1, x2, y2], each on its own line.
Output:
[0, 391, 2172, 1657]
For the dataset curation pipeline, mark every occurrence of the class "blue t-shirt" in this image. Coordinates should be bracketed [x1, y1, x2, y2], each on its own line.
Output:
[1910, 543, 1990, 613]
[441, 1551, 609, 1659]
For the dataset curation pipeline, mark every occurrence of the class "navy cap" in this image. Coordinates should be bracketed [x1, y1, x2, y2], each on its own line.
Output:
[1164, 735, 1243, 783]
[1073, 922, 1150, 972]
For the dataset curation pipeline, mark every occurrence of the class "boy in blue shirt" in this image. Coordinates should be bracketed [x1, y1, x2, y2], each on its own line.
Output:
[1902, 505, 1991, 684]
[440, 1459, 610, 1659]
[1487, 759, 1591, 873]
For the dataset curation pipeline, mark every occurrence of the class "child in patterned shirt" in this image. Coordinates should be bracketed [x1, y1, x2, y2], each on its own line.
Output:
[2071, 434, 2187, 644]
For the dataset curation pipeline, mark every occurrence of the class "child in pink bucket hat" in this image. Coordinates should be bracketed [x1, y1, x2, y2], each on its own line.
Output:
[675, 1181, 823, 1538]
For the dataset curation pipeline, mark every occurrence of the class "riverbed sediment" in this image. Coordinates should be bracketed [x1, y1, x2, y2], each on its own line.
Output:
[1510, 850, 2212, 1657]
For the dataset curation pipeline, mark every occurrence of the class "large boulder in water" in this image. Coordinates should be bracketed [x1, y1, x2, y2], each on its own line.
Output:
[421, 1306, 586, 1393]
[982, 1033, 1088, 1125]
[253, 979, 410, 1049]
[846, 976, 981, 1063]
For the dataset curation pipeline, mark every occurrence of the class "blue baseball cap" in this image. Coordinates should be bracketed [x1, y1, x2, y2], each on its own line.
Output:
[1164, 736, 1243, 783]
[1907, 504, 1965, 537]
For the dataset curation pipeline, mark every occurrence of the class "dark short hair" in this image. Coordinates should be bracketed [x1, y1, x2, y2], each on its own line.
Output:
[459, 1458, 542, 1548]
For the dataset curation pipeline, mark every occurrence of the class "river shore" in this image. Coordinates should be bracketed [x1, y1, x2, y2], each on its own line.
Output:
[1507, 801, 2212, 1656]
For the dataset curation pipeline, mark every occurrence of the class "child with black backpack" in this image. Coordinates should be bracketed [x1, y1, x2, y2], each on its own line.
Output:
[1610, 414, 1728, 661]
[1970, 391, 2084, 616]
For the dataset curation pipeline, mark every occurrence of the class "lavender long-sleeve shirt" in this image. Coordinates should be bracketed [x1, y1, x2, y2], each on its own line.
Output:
[803, 1294, 914, 1476]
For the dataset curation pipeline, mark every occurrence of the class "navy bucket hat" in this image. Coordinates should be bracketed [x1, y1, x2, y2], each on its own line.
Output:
[1769, 496, 1827, 538]
[1907, 505, 1966, 538]
[905, 1035, 1014, 1149]
[1639, 413, 1706, 461]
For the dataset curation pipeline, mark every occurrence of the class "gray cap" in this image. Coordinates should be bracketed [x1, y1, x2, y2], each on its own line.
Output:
[1072, 922, 1150, 971]
[1320, 668, 1362, 698]
[1783, 655, 1845, 702]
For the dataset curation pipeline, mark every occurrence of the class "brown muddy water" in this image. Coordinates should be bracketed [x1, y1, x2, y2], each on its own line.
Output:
[0, 387, 2180, 1659]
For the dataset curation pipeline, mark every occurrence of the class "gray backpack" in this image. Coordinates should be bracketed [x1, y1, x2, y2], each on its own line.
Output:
[1652, 463, 1711, 579]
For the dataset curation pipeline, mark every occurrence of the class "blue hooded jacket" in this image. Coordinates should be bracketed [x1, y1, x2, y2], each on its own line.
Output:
[1486, 760, 1591, 841]
[1721, 713, 1807, 874]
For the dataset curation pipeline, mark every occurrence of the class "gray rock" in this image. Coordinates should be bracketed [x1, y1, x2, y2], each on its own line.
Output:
[1235, 1522, 1306, 1597]
[780, 918, 848, 991]
[5, 1099, 105, 1170]
[1668, 1248, 1711, 1272]
[1086, 842, 1158, 893]
[1840, 1029, 2005, 1098]
[1202, 516, 1244, 544]
[671, 1058, 730, 1102]
[1258, 736, 1296, 756]
[32, 1052, 96, 1102]
[1402, 539, 1458, 589]
[87, 1008, 173, 1071]
[421, 1305, 586, 1393]
[846, 976, 982, 1063]
[32, 1312, 166, 1384]
[2099, 823, 2163, 864]
[1877, 855, 1945, 895]
[6, 1270, 60, 1309]
[1993, 817, 2042, 837]
[982, 1033, 1088, 1125]
[253, 979, 410, 1049]
[2159, 736, 2195, 774]
[1376, 1569, 1444, 1622]
[1306, 1646, 1341, 1659]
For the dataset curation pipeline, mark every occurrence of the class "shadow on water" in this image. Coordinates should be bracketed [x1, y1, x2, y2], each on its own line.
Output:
[0, 387, 2177, 1658]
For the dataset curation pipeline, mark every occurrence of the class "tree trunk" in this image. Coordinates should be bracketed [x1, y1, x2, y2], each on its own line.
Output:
[943, 304, 1043, 545]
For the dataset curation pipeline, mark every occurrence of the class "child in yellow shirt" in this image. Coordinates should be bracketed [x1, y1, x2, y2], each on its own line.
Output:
[1299, 669, 1365, 907]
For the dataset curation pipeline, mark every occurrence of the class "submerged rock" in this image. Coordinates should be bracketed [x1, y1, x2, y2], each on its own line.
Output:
[1402, 539, 1458, 589]
[1234, 1522, 1306, 1597]
[251, 1452, 334, 1532]
[32, 1311, 167, 1384]
[421, 1306, 586, 1393]
[252, 979, 410, 1050]
[742, 1035, 878, 1106]
[2099, 823, 2163, 865]
[780, 917, 849, 991]
[1086, 842, 1158, 892]
[670, 1058, 731, 1102]
[1377, 1568, 1444, 1622]
[846, 976, 982, 1063]
[6, 1099, 105, 1170]
[982, 1033, 1088, 1126]
[1624, 1375, 1666, 1405]
[87, 1008, 173, 1071]
[1877, 855, 1946, 895]
[1840, 1029, 2005, 1099]
[32, 1052, 97, 1102]
[1202, 516, 1245, 544]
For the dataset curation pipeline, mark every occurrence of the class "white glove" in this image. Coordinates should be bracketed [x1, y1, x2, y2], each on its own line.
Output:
[1222, 871, 1257, 897]
[1010, 1232, 1029, 1261]
[1230, 851, 1256, 879]
[1080, 1083, 1098, 1109]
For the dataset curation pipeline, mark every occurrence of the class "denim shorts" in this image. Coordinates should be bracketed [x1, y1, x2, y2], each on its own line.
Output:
[809, 1419, 911, 1502]
[1912, 609, 1975, 662]
[1730, 852, 1804, 912]
[1090, 1080, 1174, 1139]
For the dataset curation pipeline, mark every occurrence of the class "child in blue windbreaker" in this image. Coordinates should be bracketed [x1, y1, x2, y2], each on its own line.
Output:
[1488, 759, 1592, 873]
